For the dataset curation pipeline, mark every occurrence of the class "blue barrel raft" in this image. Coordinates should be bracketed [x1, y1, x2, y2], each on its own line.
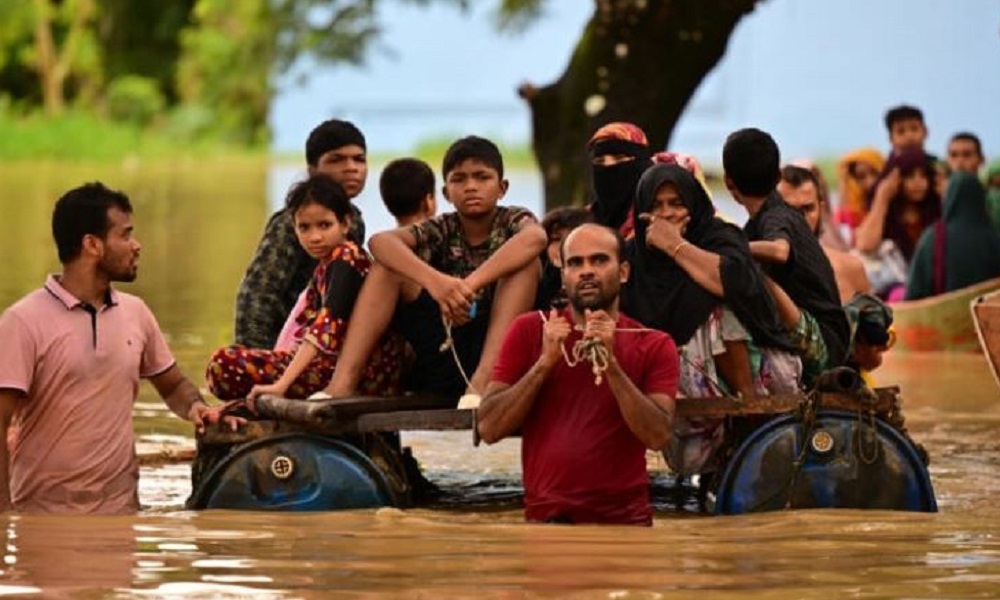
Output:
[187, 394, 472, 511]
[672, 368, 937, 514]
[713, 409, 937, 514]
[188, 433, 399, 511]
[188, 380, 936, 515]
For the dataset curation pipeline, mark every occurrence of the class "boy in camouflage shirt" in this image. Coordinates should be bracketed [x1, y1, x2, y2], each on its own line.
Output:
[325, 136, 547, 399]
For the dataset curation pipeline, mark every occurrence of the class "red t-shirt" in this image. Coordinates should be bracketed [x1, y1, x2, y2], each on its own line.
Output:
[491, 309, 679, 525]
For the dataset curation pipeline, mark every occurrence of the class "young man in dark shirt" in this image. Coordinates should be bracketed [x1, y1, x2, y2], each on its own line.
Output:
[234, 119, 369, 349]
[723, 128, 850, 384]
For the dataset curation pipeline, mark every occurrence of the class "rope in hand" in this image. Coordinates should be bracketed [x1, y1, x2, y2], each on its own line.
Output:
[537, 310, 652, 386]
[440, 306, 660, 406]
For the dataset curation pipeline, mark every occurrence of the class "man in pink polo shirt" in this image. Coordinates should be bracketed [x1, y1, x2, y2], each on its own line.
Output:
[0, 182, 236, 514]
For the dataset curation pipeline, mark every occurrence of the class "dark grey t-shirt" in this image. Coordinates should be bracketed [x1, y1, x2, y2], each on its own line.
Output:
[744, 193, 850, 365]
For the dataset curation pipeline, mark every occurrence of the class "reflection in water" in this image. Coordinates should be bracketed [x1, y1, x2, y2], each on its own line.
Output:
[1, 515, 135, 595]
[3, 162, 1000, 597]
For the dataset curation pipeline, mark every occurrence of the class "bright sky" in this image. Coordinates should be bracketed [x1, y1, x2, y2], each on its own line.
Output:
[271, 0, 1000, 165]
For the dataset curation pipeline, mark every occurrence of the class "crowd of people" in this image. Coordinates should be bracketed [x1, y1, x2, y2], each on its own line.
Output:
[2, 105, 998, 526]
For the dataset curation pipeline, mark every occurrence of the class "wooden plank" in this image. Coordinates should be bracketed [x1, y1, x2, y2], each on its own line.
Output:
[252, 394, 456, 424]
[356, 409, 475, 432]
[137, 446, 197, 466]
[673, 388, 899, 419]
[199, 386, 903, 447]
[675, 394, 798, 418]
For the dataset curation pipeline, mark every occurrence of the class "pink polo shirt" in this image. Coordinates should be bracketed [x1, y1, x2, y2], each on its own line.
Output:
[0, 275, 174, 514]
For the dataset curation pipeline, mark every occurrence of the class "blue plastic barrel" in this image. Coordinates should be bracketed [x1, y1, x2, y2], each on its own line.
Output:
[189, 434, 399, 511]
[714, 410, 937, 514]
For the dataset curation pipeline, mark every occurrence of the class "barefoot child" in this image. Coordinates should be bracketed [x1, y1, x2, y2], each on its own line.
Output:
[325, 136, 546, 400]
[207, 175, 402, 400]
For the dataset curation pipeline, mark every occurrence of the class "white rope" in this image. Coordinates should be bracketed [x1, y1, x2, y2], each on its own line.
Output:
[440, 317, 480, 406]
[439, 309, 657, 405]
[537, 310, 652, 386]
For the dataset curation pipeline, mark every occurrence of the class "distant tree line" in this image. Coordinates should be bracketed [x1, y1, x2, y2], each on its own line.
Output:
[0, 0, 384, 144]
[0, 0, 761, 207]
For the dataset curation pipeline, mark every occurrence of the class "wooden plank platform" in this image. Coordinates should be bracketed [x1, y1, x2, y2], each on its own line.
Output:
[673, 387, 900, 418]
[199, 387, 902, 447]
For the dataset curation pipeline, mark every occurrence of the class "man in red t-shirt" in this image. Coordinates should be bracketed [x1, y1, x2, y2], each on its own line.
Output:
[479, 223, 679, 525]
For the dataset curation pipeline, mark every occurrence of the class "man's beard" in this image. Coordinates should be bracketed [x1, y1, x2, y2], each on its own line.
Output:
[100, 258, 137, 283]
[567, 281, 618, 312]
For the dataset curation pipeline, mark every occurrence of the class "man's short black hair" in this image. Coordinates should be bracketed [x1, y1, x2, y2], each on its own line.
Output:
[52, 182, 133, 263]
[305, 119, 366, 167]
[949, 131, 983, 158]
[722, 128, 780, 196]
[285, 174, 352, 222]
[884, 105, 925, 132]
[442, 135, 504, 179]
[780, 165, 820, 193]
[541, 206, 592, 240]
[379, 158, 435, 219]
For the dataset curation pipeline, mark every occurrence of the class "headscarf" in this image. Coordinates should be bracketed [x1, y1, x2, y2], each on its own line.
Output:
[836, 148, 885, 229]
[588, 122, 652, 233]
[624, 163, 793, 350]
[986, 158, 1000, 232]
[904, 172, 1000, 300]
[653, 151, 712, 197]
[617, 151, 714, 236]
[876, 149, 942, 261]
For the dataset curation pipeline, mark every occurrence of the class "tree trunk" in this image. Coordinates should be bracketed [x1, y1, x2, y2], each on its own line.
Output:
[32, 0, 96, 115]
[519, 0, 762, 210]
[32, 0, 63, 115]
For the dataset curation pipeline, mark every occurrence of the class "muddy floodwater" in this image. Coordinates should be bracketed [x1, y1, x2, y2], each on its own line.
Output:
[2, 162, 1000, 598]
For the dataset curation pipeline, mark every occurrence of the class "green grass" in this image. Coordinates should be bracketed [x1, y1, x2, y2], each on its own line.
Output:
[2, 109, 539, 168]
[0, 109, 266, 161]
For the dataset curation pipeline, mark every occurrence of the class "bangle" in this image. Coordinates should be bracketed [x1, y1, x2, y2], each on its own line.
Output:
[671, 240, 690, 259]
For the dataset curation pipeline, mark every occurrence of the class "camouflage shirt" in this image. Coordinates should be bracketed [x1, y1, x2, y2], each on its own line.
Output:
[234, 205, 365, 348]
[408, 205, 537, 306]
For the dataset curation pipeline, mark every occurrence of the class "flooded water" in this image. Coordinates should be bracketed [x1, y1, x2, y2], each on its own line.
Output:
[2, 161, 1000, 598]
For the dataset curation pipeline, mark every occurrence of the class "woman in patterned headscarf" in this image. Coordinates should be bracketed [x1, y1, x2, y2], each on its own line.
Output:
[587, 122, 653, 237]
[836, 148, 886, 235]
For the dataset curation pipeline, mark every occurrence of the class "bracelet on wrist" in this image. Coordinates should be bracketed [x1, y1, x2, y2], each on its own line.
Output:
[671, 240, 691, 259]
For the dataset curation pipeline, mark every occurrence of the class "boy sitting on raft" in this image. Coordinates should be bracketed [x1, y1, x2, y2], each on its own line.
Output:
[324, 136, 546, 401]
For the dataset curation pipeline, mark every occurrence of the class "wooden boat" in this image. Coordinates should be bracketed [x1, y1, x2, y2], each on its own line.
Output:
[891, 276, 1000, 352]
[972, 289, 1000, 391]
[188, 369, 937, 515]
